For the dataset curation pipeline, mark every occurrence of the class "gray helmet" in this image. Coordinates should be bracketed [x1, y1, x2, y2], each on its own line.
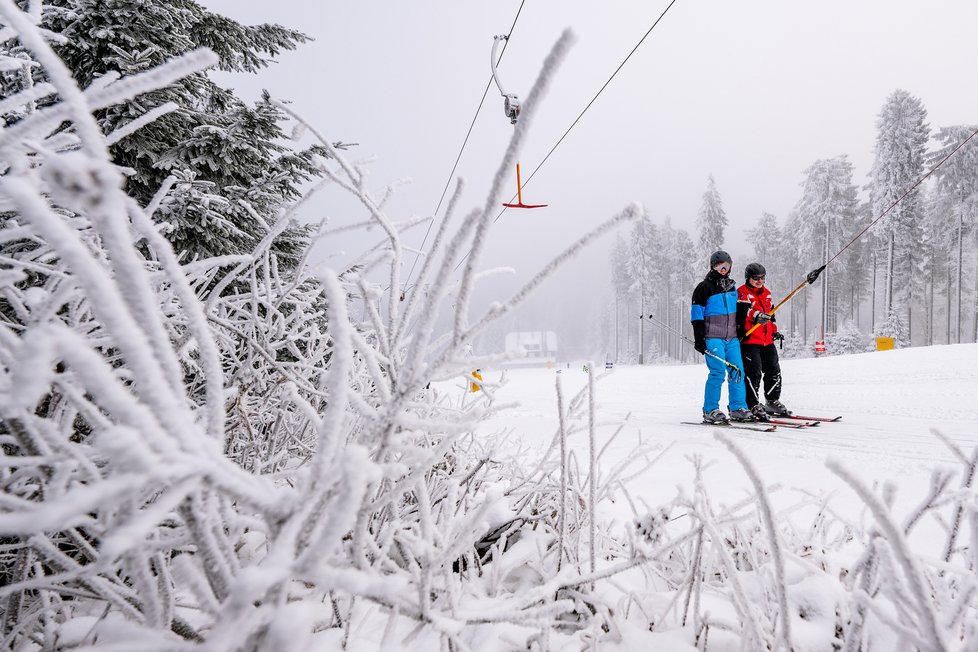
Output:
[745, 262, 766, 280]
[709, 250, 732, 268]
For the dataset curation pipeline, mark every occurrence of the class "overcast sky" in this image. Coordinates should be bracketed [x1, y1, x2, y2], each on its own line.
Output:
[200, 0, 978, 354]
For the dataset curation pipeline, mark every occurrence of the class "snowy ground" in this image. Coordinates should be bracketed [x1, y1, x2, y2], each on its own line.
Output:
[478, 343, 978, 548]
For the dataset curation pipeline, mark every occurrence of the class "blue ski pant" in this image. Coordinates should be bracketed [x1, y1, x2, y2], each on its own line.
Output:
[703, 337, 747, 413]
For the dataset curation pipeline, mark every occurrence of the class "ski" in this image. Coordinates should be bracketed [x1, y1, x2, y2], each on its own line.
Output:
[681, 421, 778, 433]
[764, 418, 819, 428]
[777, 413, 842, 423]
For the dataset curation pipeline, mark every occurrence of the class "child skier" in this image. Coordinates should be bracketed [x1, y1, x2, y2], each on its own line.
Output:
[691, 250, 754, 423]
[736, 262, 788, 420]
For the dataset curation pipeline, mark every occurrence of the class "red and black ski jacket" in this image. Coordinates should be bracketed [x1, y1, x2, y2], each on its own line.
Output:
[736, 283, 778, 346]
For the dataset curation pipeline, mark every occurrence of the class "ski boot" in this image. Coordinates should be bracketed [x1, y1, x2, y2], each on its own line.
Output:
[728, 408, 756, 422]
[702, 409, 729, 424]
[750, 404, 770, 421]
[764, 400, 790, 416]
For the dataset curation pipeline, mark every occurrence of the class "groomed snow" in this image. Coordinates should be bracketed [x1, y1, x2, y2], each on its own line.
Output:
[480, 342, 978, 538]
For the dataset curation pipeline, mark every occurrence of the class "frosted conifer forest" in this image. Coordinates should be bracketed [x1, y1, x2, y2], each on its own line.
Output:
[2, 2, 978, 651]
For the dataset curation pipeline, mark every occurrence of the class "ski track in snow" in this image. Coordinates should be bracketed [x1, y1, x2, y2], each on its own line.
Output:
[479, 343, 978, 525]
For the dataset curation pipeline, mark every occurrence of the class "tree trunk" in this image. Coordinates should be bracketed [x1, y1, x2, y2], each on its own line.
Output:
[971, 234, 978, 342]
[946, 252, 952, 344]
[871, 249, 877, 333]
[927, 258, 934, 346]
[957, 210, 963, 343]
[803, 291, 808, 346]
[886, 232, 895, 316]
[820, 230, 828, 340]
[638, 292, 645, 365]
[615, 289, 619, 364]
[908, 244, 914, 345]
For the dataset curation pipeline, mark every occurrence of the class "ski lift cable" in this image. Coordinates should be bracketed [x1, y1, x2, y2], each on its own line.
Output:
[402, 0, 527, 295]
[743, 125, 978, 339]
[827, 125, 978, 268]
[451, 0, 680, 273]
[494, 0, 680, 224]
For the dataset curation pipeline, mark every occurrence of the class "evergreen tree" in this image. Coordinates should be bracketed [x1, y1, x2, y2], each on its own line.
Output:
[609, 234, 631, 362]
[780, 210, 808, 337]
[929, 124, 978, 343]
[652, 218, 696, 361]
[745, 212, 788, 300]
[745, 212, 783, 267]
[837, 201, 872, 328]
[10, 0, 326, 267]
[793, 156, 861, 334]
[696, 174, 727, 262]
[875, 306, 907, 346]
[674, 227, 698, 362]
[626, 210, 658, 363]
[869, 89, 929, 341]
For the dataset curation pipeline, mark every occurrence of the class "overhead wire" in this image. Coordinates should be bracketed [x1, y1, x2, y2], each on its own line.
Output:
[401, 0, 527, 296]
[827, 126, 978, 267]
[451, 0, 680, 272]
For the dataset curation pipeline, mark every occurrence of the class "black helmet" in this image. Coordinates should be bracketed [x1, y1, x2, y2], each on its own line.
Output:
[709, 250, 732, 267]
[745, 262, 766, 280]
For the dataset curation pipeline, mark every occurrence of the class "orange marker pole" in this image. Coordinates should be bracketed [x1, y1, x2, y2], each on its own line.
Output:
[515, 162, 524, 204]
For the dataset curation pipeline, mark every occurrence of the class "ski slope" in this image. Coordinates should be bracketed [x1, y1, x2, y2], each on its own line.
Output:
[480, 343, 978, 528]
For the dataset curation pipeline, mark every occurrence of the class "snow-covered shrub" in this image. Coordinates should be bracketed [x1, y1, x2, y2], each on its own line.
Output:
[618, 433, 978, 651]
[0, 11, 650, 649]
[780, 327, 813, 359]
[874, 307, 907, 347]
[826, 319, 873, 355]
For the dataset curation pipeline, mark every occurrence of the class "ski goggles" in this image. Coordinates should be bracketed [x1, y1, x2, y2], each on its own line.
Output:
[750, 274, 766, 281]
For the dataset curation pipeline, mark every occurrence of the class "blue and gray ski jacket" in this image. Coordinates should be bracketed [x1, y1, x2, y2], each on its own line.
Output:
[690, 270, 739, 341]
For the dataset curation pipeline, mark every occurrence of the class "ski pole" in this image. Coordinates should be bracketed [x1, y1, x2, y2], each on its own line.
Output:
[643, 314, 743, 381]
[743, 265, 825, 340]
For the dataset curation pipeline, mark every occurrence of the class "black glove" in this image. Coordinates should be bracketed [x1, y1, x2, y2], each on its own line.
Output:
[694, 338, 706, 355]
[754, 312, 772, 324]
[772, 331, 784, 342]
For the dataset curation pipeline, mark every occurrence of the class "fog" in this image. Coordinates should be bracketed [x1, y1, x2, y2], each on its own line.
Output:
[201, 0, 978, 359]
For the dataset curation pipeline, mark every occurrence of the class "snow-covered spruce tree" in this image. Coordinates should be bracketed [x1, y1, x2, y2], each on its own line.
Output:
[781, 209, 810, 337]
[869, 89, 929, 343]
[826, 318, 870, 355]
[793, 155, 861, 334]
[922, 190, 950, 343]
[627, 209, 658, 364]
[609, 233, 631, 363]
[652, 217, 697, 362]
[695, 173, 727, 262]
[745, 211, 783, 270]
[24, 0, 326, 268]
[837, 200, 873, 329]
[875, 306, 907, 346]
[930, 124, 978, 343]
[745, 211, 791, 309]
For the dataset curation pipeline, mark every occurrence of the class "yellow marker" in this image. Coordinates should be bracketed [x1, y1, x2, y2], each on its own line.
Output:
[470, 370, 483, 393]
[875, 337, 894, 351]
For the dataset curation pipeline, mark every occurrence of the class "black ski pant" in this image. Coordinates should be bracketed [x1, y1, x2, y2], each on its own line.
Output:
[741, 343, 781, 409]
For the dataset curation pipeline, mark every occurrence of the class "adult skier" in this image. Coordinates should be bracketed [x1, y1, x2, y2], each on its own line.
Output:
[691, 250, 754, 423]
[736, 262, 789, 419]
